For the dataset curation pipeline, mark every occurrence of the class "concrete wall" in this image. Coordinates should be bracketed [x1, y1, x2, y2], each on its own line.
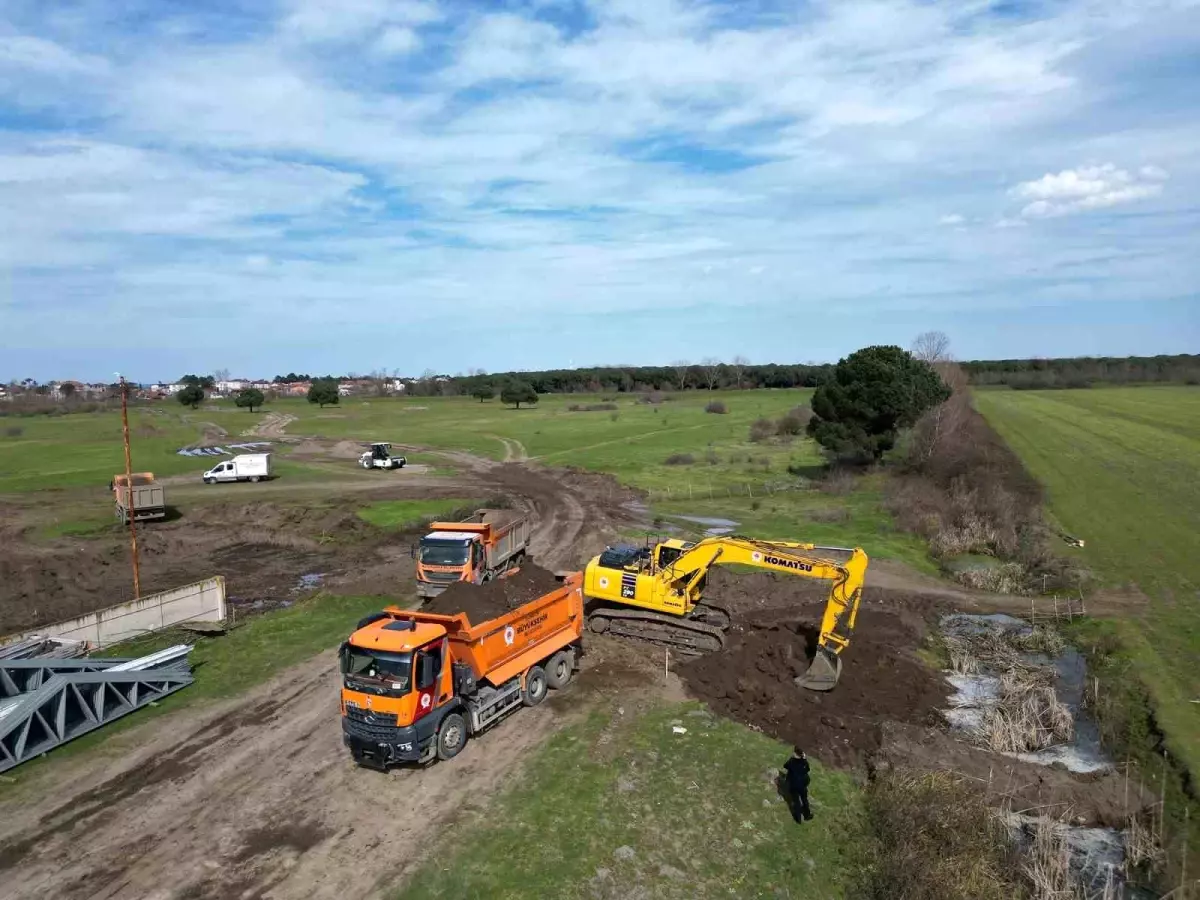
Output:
[0, 576, 226, 650]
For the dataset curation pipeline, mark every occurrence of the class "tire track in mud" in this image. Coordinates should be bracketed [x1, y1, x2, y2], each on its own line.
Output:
[0, 454, 644, 900]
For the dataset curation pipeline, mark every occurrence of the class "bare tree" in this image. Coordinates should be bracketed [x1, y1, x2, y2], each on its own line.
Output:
[672, 360, 690, 390]
[911, 331, 952, 364]
[908, 363, 970, 469]
[730, 355, 749, 389]
[700, 357, 721, 391]
[213, 368, 231, 385]
[367, 368, 390, 397]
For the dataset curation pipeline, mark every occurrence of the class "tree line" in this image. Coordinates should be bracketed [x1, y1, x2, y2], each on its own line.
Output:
[441, 353, 1199, 396]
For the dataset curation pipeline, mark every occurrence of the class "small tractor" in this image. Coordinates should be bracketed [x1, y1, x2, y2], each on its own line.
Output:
[359, 442, 407, 471]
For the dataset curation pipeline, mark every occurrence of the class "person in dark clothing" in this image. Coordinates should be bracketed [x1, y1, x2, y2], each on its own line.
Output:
[782, 746, 813, 822]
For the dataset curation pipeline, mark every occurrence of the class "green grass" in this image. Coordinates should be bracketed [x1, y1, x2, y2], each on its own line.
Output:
[650, 474, 936, 573]
[357, 497, 481, 529]
[0, 591, 401, 791]
[397, 702, 859, 900]
[0, 406, 288, 493]
[975, 386, 1200, 781]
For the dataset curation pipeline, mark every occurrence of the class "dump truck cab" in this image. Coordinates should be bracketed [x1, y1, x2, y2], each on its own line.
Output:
[415, 510, 532, 600]
[417, 529, 483, 586]
[340, 617, 457, 766]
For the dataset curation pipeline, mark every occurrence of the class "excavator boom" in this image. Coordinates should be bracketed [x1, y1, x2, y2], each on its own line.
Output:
[583, 535, 868, 691]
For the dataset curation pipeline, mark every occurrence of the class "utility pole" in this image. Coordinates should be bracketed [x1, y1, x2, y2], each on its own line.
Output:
[118, 374, 142, 599]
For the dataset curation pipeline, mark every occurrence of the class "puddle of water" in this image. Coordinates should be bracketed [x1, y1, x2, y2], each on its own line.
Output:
[294, 572, 327, 593]
[671, 514, 741, 537]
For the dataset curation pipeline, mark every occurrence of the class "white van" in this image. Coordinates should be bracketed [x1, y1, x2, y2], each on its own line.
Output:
[203, 453, 273, 484]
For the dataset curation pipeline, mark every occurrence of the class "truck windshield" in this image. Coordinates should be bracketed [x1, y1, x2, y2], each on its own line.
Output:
[420, 540, 470, 566]
[340, 647, 412, 692]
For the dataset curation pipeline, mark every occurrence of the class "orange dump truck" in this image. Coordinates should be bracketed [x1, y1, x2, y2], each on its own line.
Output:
[415, 509, 532, 601]
[339, 573, 582, 768]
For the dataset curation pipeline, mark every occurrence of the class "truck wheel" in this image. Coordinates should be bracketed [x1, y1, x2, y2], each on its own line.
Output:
[204, 477, 216, 485]
[545, 651, 573, 689]
[522, 666, 548, 707]
[250, 475, 260, 483]
[437, 712, 468, 760]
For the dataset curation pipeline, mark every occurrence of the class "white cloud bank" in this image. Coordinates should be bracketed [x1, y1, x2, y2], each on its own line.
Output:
[1013, 163, 1169, 218]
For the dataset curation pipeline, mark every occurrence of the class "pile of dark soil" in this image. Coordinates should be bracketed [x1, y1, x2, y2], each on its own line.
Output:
[679, 608, 949, 768]
[424, 562, 562, 623]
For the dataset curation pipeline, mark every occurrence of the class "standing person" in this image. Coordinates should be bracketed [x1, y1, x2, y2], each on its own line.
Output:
[783, 746, 812, 822]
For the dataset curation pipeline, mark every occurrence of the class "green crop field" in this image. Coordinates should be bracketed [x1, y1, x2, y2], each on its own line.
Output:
[975, 386, 1200, 781]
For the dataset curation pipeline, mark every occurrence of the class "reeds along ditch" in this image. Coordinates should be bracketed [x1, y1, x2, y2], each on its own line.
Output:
[980, 668, 1075, 754]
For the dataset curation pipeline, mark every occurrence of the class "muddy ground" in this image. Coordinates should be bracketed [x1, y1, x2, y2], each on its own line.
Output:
[0, 453, 643, 635]
[0, 437, 1149, 899]
[681, 568, 1152, 827]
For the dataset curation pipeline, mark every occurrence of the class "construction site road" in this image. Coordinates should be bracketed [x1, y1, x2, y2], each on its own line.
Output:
[0, 454, 647, 900]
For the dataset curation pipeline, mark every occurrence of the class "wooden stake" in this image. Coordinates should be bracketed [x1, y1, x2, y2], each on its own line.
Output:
[119, 376, 142, 600]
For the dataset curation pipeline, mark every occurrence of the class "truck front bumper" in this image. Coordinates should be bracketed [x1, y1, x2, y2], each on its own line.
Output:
[342, 718, 424, 767]
[416, 581, 452, 599]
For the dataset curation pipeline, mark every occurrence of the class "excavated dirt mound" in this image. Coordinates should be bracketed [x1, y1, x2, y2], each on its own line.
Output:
[423, 562, 563, 623]
[681, 608, 949, 768]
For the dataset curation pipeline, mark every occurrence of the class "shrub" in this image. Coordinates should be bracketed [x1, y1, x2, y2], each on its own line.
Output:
[851, 771, 1020, 900]
[567, 403, 618, 412]
[705, 448, 720, 465]
[748, 417, 776, 442]
[818, 468, 856, 495]
[704, 400, 727, 414]
[639, 391, 672, 404]
[954, 561, 1028, 594]
[4, 425, 23, 438]
[776, 405, 813, 435]
[664, 453, 695, 466]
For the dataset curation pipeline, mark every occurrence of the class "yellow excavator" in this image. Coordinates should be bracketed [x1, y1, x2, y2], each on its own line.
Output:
[582, 536, 868, 691]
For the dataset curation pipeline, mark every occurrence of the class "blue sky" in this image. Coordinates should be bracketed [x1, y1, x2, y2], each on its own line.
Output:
[1, 0, 1197, 381]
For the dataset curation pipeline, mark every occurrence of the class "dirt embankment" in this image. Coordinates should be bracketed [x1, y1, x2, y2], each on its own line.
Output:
[681, 570, 949, 768]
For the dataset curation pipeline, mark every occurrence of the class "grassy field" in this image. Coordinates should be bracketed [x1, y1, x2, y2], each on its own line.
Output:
[397, 701, 859, 900]
[356, 497, 481, 529]
[975, 386, 1200, 781]
[0, 390, 931, 567]
[0, 405, 279, 492]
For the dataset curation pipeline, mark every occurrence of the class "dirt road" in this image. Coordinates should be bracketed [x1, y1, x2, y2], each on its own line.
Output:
[0, 455, 646, 900]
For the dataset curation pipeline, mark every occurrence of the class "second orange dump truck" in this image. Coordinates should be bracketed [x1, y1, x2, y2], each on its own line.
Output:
[414, 509, 532, 601]
[340, 572, 582, 768]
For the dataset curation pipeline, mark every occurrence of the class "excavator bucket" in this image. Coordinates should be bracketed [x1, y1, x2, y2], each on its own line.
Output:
[794, 649, 842, 692]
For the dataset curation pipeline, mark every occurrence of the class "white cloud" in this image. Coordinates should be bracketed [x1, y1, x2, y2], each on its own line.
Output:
[0, 35, 106, 75]
[282, 0, 440, 44]
[1012, 163, 1167, 218]
[0, 0, 1197, 375]
[376, 26, 420, 55]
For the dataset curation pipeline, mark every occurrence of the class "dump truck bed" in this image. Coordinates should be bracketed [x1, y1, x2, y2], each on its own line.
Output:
[426, 509, 532, 570]
[380, 572, 583, 687]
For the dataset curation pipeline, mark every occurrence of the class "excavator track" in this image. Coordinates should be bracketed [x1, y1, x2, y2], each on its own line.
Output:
[586, 604, 726, 655]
